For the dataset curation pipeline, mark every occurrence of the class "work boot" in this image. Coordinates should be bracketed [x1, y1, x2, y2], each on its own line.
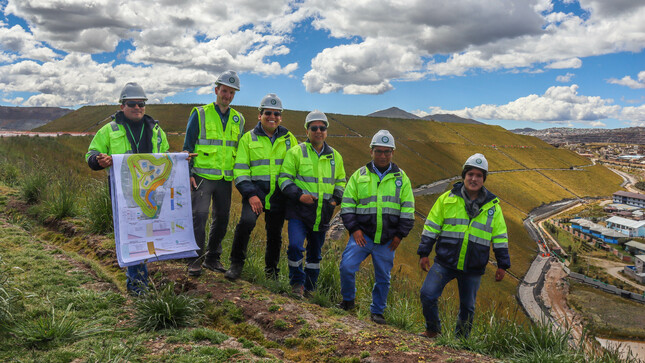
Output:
[292, 284, 304, 299]
[419, 330, 439, 339]
[187, 264, 202, 277]
[337, 300, 355, 311]
[202, 260, 226, 273]
[370, 313, 386, 325]
[224, 263, 243, 281]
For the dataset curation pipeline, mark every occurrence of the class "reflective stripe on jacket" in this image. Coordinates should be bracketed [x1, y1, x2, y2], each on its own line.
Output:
[85, 113, 169, 161]
[341, 163, 415, 244]
[234, 122, 298, 209]
[192, 103, 245, 181]
[279, 141, 346, 231]
[417, 182, 510, 275]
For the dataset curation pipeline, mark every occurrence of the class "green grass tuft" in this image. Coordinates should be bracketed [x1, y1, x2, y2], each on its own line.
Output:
[85, 179, 113, 234]
[133, 282, 203, 331]
[11, 304, 104, 347]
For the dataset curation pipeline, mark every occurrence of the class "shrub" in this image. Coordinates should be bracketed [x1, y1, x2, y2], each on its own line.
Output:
[133, 283, 203, 331]
[0, 160, 19, 186]
[85, 179, 113, 234]
[20, 168, 49, 204]
[11, 304, 102, 347]
[42, 176, 78, 220]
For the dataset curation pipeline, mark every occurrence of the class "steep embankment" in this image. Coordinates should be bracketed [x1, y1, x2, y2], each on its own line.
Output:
[35, 104, 624, 310]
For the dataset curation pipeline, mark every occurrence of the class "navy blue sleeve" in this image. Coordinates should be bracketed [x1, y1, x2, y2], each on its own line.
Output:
[182, 111, 199, 152]
[417, 236, 436, 258]
[235, 181, 262, 200]
[396, 218, 415, 239]
[494, 248, 511, 270]
[87, 154, 104, 171]
[341, 213, 360, 235]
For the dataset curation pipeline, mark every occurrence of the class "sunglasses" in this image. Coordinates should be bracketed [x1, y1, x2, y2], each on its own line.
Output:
[262, 110, 281, 117]
[309, 125, 327, 132]
[373, 149, 392, 155]
[124, 101, 146, 108]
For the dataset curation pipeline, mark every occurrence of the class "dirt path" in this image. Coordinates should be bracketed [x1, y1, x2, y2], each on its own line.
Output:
[541, 262, 585, 342]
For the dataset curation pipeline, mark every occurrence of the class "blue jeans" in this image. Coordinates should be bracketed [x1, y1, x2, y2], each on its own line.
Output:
[339, 234, 395, 315]
[419, 262, 481, 338]
[126, 263, 148, 295]
[287, 218, 326, 291]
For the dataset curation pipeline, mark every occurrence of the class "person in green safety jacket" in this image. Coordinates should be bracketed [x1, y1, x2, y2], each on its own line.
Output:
[86, 82, 170, 295]
[418, 153, 511, 339]
[224, 93, 298, 281]
[183, 70, 246, 277]
[337, 130, 415, 325]
[278, 110, 346, 297]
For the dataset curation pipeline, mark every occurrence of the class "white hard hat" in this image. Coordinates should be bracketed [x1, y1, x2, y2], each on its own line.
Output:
[215, 70, 241, 91]
[119, 82, 147, 102]
[370, 130, 395, 149]
[304, 110, 329, 129]
[463, 153, 488, 173]
[259, 93, 283, 111]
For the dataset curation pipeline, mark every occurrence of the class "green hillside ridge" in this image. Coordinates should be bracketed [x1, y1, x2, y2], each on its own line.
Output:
[32, 105, 624, 295]
[4, 108, 629, 360]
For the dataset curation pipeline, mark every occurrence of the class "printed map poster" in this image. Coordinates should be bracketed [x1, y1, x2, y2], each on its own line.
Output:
[109, 153, 198, 267]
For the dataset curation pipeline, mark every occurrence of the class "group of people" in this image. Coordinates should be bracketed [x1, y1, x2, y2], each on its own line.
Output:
[86, 71, 511, 338]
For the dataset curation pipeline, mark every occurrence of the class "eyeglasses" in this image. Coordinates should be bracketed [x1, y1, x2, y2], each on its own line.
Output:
[262, 110, 281, 117]
[373, 149, 392, 155]
[124, 101, 146, 108]
[309, 125, 327, 132]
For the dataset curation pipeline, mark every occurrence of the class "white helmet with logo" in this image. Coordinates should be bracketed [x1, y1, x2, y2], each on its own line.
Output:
[119, 82, 147, 102]
[215, 70, 241, 91]
[370, 130, 395, 149]
[463, 153, 489, 174]
[304, 110, 329, 129]
[259, 93, 283, 111]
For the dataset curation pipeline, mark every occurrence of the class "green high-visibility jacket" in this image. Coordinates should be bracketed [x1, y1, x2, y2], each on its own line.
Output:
[417, 182, 511, 275]
[234, 123, 298, 209]
[191, 103, 245, 181]
[340, 163, 415, 244]
[279, 141, 346, 231]
[85, 114, 169, 162]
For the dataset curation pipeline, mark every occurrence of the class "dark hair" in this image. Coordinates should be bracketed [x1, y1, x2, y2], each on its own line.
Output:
[462, 166, 487, 182]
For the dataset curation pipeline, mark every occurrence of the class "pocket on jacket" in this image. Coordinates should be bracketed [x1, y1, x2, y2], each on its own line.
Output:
[435, 238, 461, 267]
[467, 243, 490, 271]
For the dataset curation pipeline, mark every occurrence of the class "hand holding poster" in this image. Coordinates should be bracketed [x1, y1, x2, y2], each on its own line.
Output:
[109, 153, 198, 267]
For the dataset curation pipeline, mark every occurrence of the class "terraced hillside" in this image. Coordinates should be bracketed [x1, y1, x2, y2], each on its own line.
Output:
[35, 104, 625, 305]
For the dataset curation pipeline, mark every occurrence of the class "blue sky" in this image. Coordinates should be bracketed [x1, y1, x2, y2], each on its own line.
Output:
[1, 0, 644, 130]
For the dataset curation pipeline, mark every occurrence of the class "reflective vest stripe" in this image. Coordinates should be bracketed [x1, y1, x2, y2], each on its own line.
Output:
[445, 218, 469, 226]
[469, 235, 491, 247]
[193, 168, 234, 177]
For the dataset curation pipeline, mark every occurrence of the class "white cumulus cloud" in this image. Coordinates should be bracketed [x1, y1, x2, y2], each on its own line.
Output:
[428, 85, 622, 124]
[608, 70, 645, 89]
[556, 73, 575, 82]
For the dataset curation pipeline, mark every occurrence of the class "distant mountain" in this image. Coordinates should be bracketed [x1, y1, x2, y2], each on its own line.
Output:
[421, 113, 483, 125]
[0, 106, 72, 131]
[510, 127, 537, 133]
[367, 107, 484, 125]
[367, 107, 421, 119]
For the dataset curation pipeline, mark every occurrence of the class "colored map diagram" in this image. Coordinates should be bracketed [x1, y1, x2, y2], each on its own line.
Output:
[125, 154, 172, 218]
[110, 153, 198, 267]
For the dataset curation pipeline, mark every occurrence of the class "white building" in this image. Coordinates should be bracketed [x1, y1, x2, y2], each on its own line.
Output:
[605, 216, 645, 237]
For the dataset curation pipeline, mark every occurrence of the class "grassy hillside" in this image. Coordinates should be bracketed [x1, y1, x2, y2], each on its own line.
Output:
[26, 105, 626, 316]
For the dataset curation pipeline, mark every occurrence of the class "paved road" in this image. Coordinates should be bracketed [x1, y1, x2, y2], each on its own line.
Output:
[518, 255, 552, 323]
